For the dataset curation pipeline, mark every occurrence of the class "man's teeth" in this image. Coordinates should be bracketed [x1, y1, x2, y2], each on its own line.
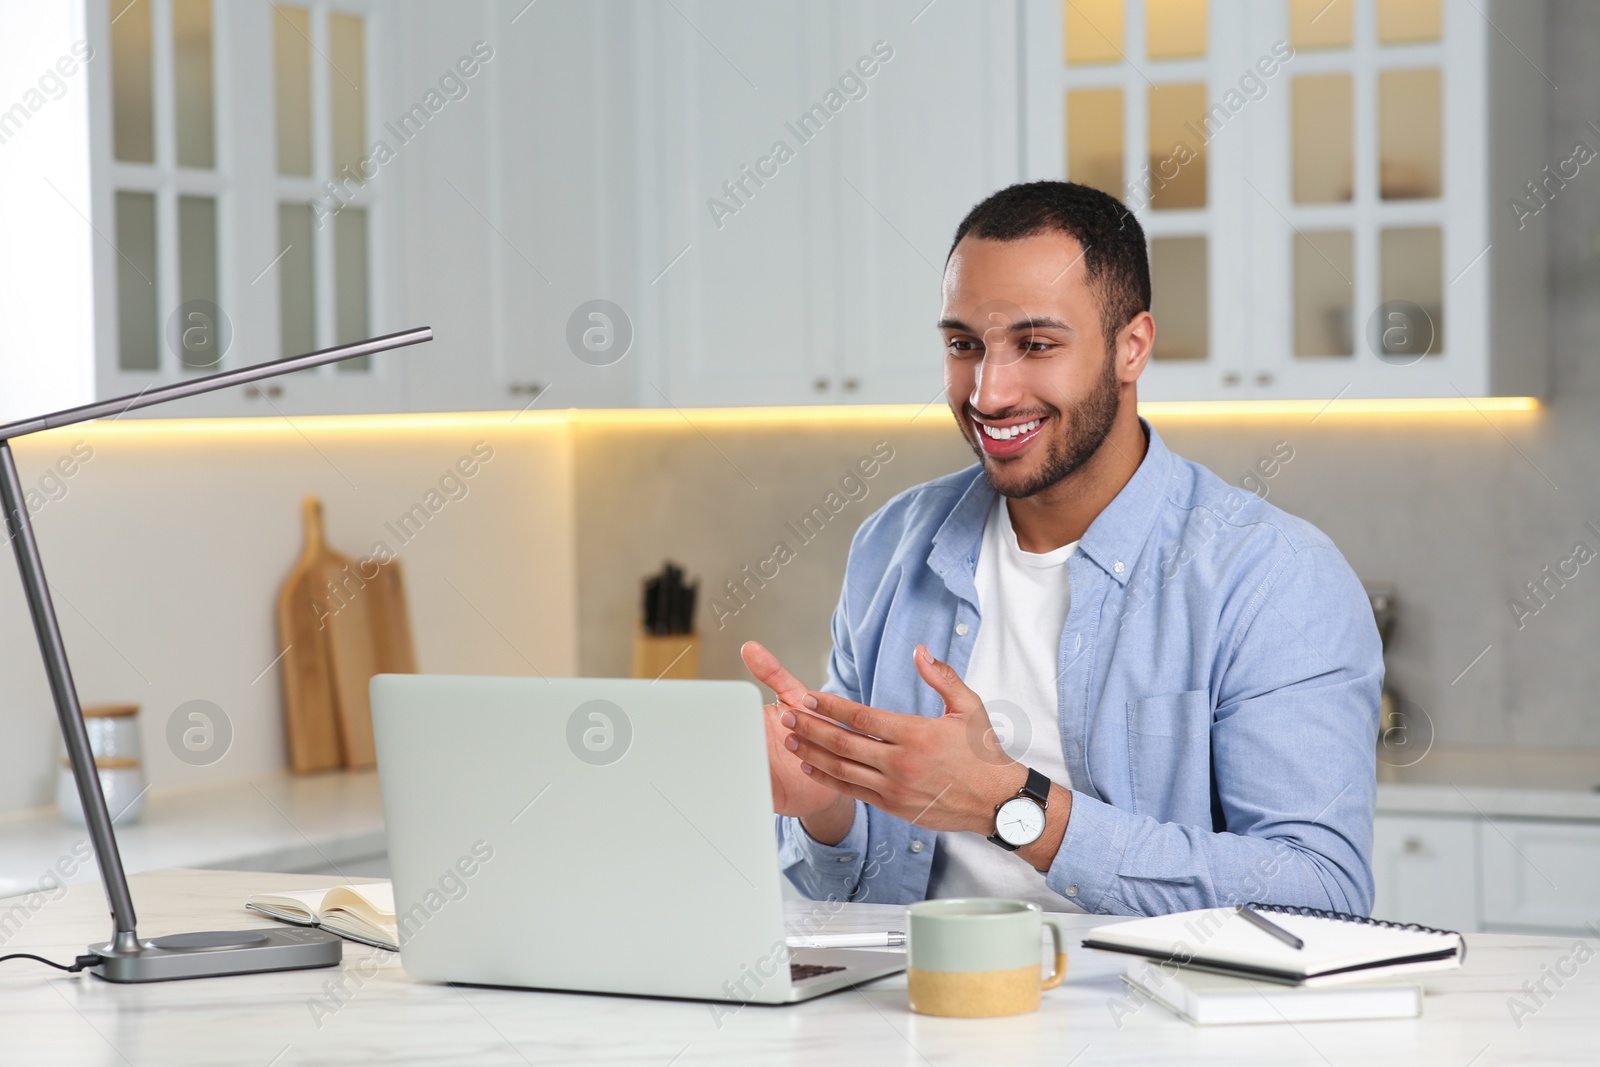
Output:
[979, 418, 1042, 441]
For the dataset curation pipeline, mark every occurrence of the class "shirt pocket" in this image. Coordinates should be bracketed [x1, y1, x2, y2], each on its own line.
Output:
[1126, 689, 1213, 821]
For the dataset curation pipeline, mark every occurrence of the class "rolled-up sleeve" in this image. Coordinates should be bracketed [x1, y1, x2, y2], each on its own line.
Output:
[777, 800, 868, 899]
[1043, 544, 1382, 916]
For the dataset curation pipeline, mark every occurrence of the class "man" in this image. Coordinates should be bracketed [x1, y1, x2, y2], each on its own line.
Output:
[741, 181, 1382, 917]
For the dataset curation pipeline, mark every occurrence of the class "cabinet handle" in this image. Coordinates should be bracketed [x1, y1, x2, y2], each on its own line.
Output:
[813, 378, 830, 392]
[243, 385, 283, 399]
[1255, 372, 1274, 386]
[841, 378, 860, 393]
[1402, 836, 1424, 854]
[507, 382, 546, 397]
[1221, 372, 1241, 387]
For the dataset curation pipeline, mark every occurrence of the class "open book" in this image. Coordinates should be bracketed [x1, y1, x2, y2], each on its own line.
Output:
[245, 882, 398, 951]
[1084, 904, 1465, 988]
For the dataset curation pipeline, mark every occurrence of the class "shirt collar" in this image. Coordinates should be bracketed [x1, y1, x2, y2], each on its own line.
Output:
[1074, 417, 1170, 586]
[929, 416, 1170, 595]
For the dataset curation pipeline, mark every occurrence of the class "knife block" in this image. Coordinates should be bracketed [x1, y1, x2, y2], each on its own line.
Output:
[631, 629, 700, 680]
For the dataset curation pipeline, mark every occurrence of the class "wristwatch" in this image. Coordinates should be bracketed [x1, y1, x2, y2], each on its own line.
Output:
[988, 767, 1051, 851]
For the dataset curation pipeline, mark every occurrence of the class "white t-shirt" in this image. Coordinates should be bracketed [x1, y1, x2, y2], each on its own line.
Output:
[925, 496, 1083, 912]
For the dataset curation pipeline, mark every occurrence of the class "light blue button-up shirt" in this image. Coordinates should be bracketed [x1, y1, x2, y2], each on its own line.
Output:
[776, 418, 1382, 917]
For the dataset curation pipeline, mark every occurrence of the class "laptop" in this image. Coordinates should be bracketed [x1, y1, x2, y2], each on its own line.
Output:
[369, 674, 905, 1003]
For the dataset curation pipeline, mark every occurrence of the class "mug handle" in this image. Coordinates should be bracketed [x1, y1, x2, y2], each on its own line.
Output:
[1040, 916, 1070, 991]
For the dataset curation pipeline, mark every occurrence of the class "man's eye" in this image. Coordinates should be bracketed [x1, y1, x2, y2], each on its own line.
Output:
[1023, 341, 1055, 354]
[946, 339, 982, 355]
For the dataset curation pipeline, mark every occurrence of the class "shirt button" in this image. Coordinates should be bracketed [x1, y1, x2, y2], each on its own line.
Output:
[909, 840, 924, 853]
[1113, 561, 1125, 574]
[1065, 884, 1079, 897]
[838, 854, 856, 863]
[955, 623, 969, 636]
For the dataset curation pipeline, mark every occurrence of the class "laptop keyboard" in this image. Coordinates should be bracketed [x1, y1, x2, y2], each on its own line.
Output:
[790, 963, 847, 982]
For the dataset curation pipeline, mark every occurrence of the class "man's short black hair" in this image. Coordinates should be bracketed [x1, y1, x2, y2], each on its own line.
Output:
[948, 181, 1151, 349]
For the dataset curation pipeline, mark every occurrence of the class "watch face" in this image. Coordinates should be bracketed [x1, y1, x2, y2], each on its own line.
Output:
[995, 796, 1046, 847]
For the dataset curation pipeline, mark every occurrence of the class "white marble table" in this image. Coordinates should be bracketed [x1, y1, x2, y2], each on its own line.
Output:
[0, 869, 1592, 1065]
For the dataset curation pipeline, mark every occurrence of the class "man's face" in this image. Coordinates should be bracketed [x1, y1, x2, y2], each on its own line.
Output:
[940, 232, 1128, 499]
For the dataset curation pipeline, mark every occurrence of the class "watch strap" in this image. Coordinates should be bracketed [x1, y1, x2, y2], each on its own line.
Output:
[1020, 767, 1051, 806]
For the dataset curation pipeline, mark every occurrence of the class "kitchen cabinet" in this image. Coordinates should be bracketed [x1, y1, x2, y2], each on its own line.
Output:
[821, 1, 1019, 408]
[468, 0, 642, 411]
[24, 0, 1550, 418]
[82, 0, 407, 420]
[644, 0, 1019, 408]
[1021, 0, 1547, 402]
[639, 0, 839, 408]
[1375, 787, 1600, 936]
[1370, 813, 1479, 933]
[59, 0, 648, 420]
[1480, 820, 1600, 934]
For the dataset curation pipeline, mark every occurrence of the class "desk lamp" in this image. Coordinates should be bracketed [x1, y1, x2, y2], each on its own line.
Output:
[0, 326, 432, 981]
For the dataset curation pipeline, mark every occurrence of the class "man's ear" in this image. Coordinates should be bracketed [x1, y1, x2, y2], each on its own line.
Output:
[1117, 310, 1156, 383]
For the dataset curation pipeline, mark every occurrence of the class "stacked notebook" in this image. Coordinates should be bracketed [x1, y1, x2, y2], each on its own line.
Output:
[1120, 959, 1422, 1025]
[1086, 904, 1465, 1026]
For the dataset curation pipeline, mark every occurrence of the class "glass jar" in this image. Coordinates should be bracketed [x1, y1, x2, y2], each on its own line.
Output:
[57, 703, 146, 825]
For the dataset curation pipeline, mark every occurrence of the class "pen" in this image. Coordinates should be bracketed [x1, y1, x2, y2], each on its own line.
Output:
[1236, 905, 1304, 950]
[786, 931, 906, 949]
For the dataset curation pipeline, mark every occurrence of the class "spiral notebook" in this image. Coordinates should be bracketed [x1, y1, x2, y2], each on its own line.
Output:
[1082, 904, 1466, 988]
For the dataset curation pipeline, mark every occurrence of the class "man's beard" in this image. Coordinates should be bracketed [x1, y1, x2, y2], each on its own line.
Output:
[961, 349, 1121, 500]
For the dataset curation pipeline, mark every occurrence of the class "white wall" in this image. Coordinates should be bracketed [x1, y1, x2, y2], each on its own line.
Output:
[0, 2, 97, 421]
[0, 417, 578, 814]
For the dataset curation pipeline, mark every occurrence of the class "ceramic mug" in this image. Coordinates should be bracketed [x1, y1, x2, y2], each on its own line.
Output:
[906, 898, 1070, 1018]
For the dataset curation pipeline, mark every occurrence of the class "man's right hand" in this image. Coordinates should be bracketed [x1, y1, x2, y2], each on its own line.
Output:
[740, 640, 856, 844]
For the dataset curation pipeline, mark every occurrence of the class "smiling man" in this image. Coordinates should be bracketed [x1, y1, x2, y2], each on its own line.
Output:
[741, 181, 1383, 917]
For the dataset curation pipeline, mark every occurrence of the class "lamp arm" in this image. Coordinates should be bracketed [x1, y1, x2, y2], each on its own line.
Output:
[0, 326, 430, 975]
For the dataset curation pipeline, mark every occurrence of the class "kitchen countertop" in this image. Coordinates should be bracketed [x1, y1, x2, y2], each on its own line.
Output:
[1377, 745, 1600, 821]
[1378, 783, 1600, 821]
[0, 867, 1591, 1065]
[5, 753, 1598, 904]
[0, 770, 384, 897]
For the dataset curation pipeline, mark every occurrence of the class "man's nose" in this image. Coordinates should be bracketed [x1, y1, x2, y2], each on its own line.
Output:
[972, 341, 1026, 414]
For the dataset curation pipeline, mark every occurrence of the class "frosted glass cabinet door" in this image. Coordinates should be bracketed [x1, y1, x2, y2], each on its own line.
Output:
[1021, 0, 1254, 400]
[91, 0, 407, 417]
[1023, 0, 1545, 403]
[1242, 0, 1549, 401]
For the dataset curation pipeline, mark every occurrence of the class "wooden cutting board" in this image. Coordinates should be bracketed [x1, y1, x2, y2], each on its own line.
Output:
[277, 497, 418, 772]
[322, 557, 380, 769]
[281, 495, 419, 771]
[276, 497, 344, 773]
[322, 555, 418, 768]
[365, 557, 417, 675]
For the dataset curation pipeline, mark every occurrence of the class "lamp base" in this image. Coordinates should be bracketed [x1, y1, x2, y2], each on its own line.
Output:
[88, 926, 343, 982]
